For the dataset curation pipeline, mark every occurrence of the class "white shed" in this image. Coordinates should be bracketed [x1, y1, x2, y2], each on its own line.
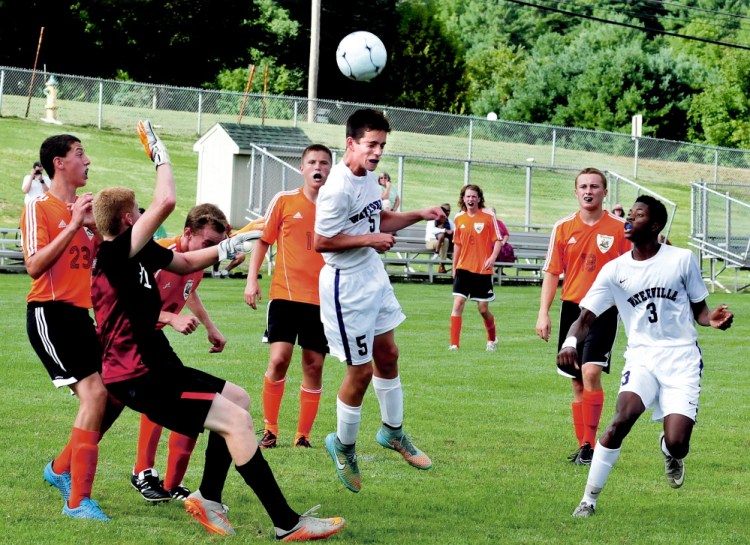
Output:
[193, 123, 313, 228]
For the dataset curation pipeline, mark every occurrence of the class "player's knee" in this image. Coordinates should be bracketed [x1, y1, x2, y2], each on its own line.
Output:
[580, 364, 603, 388]
[222, 382, 250, 411]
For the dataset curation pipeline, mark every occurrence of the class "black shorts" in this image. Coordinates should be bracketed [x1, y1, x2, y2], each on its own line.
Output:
[27, 302, 102, 388]
[557, 300, 619, 378]
[452, 269, 495, 302]
[106, 366, 226, 439]
[266, 299, 328, 354]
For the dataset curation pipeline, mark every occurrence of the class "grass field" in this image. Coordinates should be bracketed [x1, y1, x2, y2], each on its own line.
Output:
[0, 272, 748, 544]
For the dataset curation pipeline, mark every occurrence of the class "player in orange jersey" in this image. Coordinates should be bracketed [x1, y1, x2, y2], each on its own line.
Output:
[22, 134, 111, 520]
[449, 185, 502, 351]
[535, 167, 630, 465]
[244, 144, 333, 449]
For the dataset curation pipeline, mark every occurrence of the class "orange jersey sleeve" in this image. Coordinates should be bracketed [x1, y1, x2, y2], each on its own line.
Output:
[232, 218, 266, 236]
[262, 188, 324, 304]
[543, 211, 629, 303]
[21, 193, 98, 308]
[453, 209, 500, 275]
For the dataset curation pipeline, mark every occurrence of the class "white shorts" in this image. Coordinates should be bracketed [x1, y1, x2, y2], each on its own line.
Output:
[319, 259, 405, 365]
[619, 344, 703, 422]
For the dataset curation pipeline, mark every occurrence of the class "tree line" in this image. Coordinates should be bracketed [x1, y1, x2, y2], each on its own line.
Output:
[2, 0, 750, 148]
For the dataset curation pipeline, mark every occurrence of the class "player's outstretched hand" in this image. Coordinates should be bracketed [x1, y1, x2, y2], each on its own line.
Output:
[137, 120, 170, 167]
[709, 304, 733, 330]
[556, 347, 579, 376]
[218, 230, 262, 261]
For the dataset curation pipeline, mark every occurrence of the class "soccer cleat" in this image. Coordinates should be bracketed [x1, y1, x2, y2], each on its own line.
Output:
[572, 501, 595, 518]
[375, 429, 432, 470]
[294, 435, 312, 448]
[169, 484, 191, 501]
[44, 460, 71, 502]
[63, 497, 110, 521]
[574, 442, 593, 466]
[275, 505, 346, 542]
[131, 468, 171, 502]
[260, 429, 278, 449]
[324, 433, 361, 493]
[660, 433, 685, 489]
[486, 340, 497, 352]
[448, 345, 459, 351]
[567, 444, 584, 463]
[185, 490, 235, 536]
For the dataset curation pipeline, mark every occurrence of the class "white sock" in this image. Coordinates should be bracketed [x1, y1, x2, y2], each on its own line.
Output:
[661, 434, 673, 457]
[336, 397, 362, 446]
[372, 375, 403, 429]
[582, 441, 621, 506]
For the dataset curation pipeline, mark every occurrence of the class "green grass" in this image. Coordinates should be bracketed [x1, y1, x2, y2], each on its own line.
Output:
[0, 273, 749, 544]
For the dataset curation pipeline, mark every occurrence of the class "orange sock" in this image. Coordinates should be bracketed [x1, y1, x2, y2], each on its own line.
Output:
[52, 434, 74, 474]
[450, 316, 462, 347]
[69, 427, 99, 508]
[297, 386, 322, 439]
[163, 432, 197, 490]
[571, 401, 584, 447]
[262, 375, 286, 435]
[483, 317, 496, 342]
[582, 389, 604, 446]
[134, 414, 163, 474]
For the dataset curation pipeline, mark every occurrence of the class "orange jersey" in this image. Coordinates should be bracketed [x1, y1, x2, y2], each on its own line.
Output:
[153, 235, 204, 328]
[453, 209, 500, 275]
[262, 188, 324, 305]
[543, 211, 629, 303]
[21, 193, 98, 307]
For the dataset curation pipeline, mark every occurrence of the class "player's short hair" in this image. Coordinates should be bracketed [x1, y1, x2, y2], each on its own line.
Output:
[574, 167, 607, 189]
[346, 108, 391, 141]
[458, 184, 485, 211]
[39, 134, 81, 179]
[302, 143, 332, 162]
[635, 195, 668, 232]
[94, 187, 136, 237]
[184, 203, 228, 235]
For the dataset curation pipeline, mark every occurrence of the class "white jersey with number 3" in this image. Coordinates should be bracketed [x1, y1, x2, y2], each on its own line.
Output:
[581, 244, 708, 349]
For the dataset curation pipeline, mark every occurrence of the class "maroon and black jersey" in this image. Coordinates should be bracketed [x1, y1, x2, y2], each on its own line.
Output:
[92, 228, 174, 384]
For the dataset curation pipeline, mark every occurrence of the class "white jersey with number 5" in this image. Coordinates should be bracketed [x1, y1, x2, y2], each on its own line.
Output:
[314, 160, 382, 270]
[581, 244, 708, 349]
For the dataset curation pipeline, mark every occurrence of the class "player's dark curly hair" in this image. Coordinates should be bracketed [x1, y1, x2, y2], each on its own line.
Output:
[458, 184, 485, 211]
[40, 134, 81, 178]
[635, 195, 668, 232]
[346, 108, 391, 141]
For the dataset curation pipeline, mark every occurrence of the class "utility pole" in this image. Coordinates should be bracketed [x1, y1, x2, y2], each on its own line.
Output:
[307, 0, 321, 123]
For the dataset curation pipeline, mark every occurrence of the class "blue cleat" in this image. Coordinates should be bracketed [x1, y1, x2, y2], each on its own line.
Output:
[63, 497, 110, 521]
[44, 461, 71, 502]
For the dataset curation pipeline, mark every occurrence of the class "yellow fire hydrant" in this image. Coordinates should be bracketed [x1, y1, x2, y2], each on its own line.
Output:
[42, 75, 62, 124]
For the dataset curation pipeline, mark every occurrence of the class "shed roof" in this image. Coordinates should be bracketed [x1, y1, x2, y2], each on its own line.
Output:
[218, 123, 312, 151]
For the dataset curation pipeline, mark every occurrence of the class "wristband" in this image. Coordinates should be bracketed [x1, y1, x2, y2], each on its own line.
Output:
[562, 336, 578, 350]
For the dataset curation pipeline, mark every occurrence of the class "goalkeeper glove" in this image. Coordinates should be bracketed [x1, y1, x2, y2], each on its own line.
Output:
[217, 230, 262, 261]
[137, 120, 170, 168]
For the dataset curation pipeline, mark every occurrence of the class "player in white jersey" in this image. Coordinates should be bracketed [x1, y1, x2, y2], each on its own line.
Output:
[556, 195, 733, 518]
[314, 108, 445, 493]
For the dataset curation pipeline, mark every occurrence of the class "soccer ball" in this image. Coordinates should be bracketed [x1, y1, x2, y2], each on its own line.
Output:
[336, 31, 387, 82]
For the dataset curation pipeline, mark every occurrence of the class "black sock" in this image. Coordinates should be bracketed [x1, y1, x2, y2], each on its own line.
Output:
[198, 431, 232, 503]
[236, 449, 299, 530]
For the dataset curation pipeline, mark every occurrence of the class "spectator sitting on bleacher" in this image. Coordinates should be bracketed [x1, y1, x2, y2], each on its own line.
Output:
[425, 203, 453, 273]
[486, 207, 514, 264]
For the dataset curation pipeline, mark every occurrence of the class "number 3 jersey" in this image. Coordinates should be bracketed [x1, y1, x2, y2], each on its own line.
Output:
[21, 193, 98, 307]
[581, 244, 709, 349]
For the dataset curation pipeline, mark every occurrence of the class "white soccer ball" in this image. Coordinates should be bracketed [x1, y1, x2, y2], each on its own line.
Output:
[336, 31, 387, 82]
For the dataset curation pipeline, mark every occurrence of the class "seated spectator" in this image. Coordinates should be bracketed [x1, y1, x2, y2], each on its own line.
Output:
[425, 204, 453, 273]
[612, 204, 625, 217]
[378, 172, 400, 211]
[486, 207, 514, 263]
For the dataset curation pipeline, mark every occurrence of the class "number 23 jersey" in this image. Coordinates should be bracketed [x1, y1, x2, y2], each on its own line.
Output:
[581, 244, 708, 349]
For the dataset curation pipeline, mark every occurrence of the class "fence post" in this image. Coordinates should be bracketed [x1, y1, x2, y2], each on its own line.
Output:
[293, 101, 298, 128]
[197, 91, 203, 135]
[397, 156, 405, 211]
[525, 161, 533, 231]
[551, 128, 556, 166]
[713, 149, 719, 184]
[465, 119, 473, 186]
[97, 81, 103, 129]
[633, 137, 639, 179]
[0, 70, 5, 115]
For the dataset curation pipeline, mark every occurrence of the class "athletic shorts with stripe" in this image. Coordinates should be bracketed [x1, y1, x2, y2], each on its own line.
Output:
[27, 301, 102, 388]
[266, 299, 329, 354]
[452, 269, 495, 302]
[107, 364, 226, 439]
[557, 300, 619, 379]
[319, 259, 405, 366]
